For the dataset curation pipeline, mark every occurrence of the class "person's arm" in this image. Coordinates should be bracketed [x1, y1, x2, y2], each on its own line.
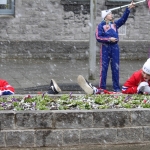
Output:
[122, 85, 138, 94]
[115, 1, 135, 28]
[95, 24, 111, 43]
[114, 7, 130, 29]
[142, 85, 150, 94]
[122, 72, 140, 94]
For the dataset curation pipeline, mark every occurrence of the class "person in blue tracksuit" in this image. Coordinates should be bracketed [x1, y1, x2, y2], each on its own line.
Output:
[95, 1, 135, 92]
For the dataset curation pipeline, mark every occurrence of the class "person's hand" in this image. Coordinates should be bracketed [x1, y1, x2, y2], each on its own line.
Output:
[143, 85, 150, 94]
[137, 82, 148, 92]
[128, 1, 135, 9]
[109, 37, 118, 42]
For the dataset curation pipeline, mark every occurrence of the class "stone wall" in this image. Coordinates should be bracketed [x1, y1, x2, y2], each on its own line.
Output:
[0, 41, 149, 60]
[0, 109, 150, 149]
[0, 0, 150, 59]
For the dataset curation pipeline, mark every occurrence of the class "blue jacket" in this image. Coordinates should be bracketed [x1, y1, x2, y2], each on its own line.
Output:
[95, 7, 130, 44]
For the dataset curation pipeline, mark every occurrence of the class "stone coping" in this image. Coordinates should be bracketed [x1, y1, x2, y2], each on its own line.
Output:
[0, 40, 149, 60]
[1, 108, 150, 148]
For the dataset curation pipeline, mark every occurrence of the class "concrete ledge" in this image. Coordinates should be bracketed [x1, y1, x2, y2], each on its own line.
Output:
[0, 40, 149, 60]
[0, 144, 150, 150]
[1, 109, 150, 148]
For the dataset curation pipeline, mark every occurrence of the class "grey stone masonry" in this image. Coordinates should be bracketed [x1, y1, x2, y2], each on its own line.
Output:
[0, 0, 150, 60]
[0, 0, 149, 41]
[0, 40, 149, 60]
[1, 109, 150, 148]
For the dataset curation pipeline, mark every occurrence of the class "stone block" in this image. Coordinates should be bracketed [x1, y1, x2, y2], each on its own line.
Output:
[54, 110, 93, 129]
[0, 111, 15, 130]
[81, 26, 90, 33]
[139, 28, 150, 34]
[131, 109, 150, 126]
[26, 34, 41, 40]
[0, 132, 5, 147]
[93, 110, 131, 128]
[5, 131, 35, 147]
[80, 128, 117, 144]
[35, 130, 63, 147]
[143, 126, 150, 141]
[7, 25, 20, 34]
[62, 130, 80, 146]
[116, 127, 143, 143]
[16, 111, 53, 129]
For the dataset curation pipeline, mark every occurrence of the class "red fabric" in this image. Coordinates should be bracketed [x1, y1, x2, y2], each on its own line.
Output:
[102, 90, 119, 94]
[122, 69, 150, 94]
[96, 88, 121, 94]
[0, 79, 15, 94]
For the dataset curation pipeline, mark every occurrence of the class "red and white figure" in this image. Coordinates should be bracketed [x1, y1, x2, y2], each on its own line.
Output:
[0, 79, 14, 95]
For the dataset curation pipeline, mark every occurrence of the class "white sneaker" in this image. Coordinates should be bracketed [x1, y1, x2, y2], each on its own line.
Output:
[77, 75, 94, 94]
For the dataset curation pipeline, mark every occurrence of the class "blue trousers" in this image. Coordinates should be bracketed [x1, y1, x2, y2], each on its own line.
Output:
[99, 43, 120, 91]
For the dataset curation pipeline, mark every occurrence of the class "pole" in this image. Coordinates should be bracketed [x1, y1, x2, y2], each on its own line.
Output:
[109, 0, 145, 11]
[88, 0, 97, 80]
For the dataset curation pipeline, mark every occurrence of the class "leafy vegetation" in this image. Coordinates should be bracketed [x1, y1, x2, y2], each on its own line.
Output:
[0, 93, 150, 110]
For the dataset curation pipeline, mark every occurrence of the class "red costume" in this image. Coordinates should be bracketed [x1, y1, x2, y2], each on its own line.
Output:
[122, 69, 150, 94]
[0, 79, 15, 95]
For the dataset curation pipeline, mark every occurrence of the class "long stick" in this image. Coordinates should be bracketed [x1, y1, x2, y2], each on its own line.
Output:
[108, 0, 146, 11]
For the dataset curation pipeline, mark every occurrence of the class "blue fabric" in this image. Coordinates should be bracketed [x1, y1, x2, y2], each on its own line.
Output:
[96, 8, 130, 44]
[115, 8, 130, 29]
[2, 90, 14, 95]
[97, 8, 130, 91]
[100, 43, 120, 91]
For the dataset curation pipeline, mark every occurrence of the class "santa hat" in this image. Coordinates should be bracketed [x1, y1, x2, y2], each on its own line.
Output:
[101, 10, 112, 19]
[143, 58, 150, 75]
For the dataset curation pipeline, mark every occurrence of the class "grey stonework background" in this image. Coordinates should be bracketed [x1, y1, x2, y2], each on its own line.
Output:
[1, 109, 150, 149]
[0, 0, 150, 59]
